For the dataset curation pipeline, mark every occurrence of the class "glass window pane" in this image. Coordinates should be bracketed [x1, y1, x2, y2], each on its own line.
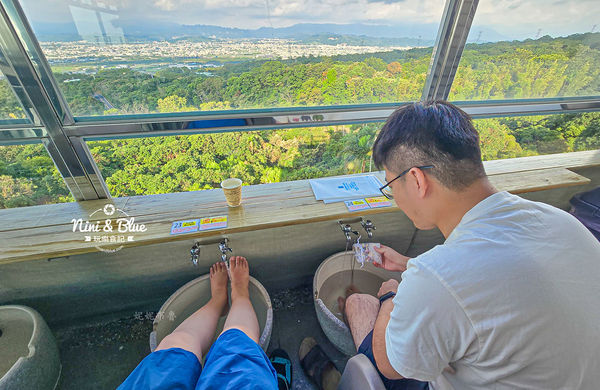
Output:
[86, 111, 600, 198]
[87, 124, 382, 197]
[474, 112, 600, 161]
[0, 143, 73, 208]
[0, 69, 26, 120]
[450, 1, 600, 100]
[20, 0, 445, 116]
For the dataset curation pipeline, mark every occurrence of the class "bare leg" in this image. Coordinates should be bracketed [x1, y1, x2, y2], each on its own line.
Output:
[337, 285, 362, 323]
[345, 293, 380, 351]
[221, 256, 260, 343]
[156, 262, 229, 362]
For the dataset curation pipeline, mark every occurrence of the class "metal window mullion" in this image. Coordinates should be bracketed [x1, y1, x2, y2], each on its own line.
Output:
[55, 97, 600, 140]
[0, 127, 45, 143]
[42, 137, 86, 201]
[422, 0, 478, 101]
[70, 136, 111, 198]
[1, 97, 599, 145]
[0, 45, 37, 123]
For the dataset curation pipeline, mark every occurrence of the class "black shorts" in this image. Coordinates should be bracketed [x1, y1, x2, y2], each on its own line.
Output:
[357, 330, 429, 390]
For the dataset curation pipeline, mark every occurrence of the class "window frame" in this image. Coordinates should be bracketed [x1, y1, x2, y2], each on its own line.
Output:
[0, 0, 599, 202]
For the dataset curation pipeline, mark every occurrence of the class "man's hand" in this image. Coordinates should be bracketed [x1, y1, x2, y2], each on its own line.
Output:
[373, 245, 410, 272]
[377, 279, 399, 298]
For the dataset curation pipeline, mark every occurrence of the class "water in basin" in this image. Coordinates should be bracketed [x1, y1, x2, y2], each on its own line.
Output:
[152, 275, 272, 354]
[318, 269, 386, 322]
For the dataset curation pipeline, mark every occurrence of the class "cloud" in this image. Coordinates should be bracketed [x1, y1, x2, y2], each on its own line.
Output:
[19, 0, 599, 39]
[154, 0, 176, 11]
[365, 0, 406, 4]
[475, 0, 599, 39]
[264, 0, 443, 26]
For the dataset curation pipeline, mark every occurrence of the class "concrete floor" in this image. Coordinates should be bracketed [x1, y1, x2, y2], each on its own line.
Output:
[53, 284, 349, 390]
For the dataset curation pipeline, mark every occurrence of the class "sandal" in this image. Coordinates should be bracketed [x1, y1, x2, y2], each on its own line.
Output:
[299, 337, 341, 390]
[270, 348, 292, 390]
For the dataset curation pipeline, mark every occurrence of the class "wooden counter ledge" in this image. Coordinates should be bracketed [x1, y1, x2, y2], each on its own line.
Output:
[0, 150, 598, 265]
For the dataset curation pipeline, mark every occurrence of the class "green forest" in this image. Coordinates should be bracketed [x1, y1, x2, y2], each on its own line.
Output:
[1, 33, 600, 208]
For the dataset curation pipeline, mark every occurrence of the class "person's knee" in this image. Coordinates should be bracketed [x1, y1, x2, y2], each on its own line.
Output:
[157, 330, 202, 361]
[345, 293, 380, 326]
[221, 326, 259, 344]
[345, 293, 363, 308]
[346, 293, 378, 312]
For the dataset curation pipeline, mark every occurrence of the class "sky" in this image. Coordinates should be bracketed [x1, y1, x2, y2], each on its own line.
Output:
[20, 0, 600, 41]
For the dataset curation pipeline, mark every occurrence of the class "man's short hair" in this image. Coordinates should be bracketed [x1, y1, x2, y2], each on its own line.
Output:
[372, 100, 486, 190]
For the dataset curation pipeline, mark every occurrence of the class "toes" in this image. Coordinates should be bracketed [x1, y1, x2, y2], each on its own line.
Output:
[228, 257, 248, 271]
[212, 262, 226, 274]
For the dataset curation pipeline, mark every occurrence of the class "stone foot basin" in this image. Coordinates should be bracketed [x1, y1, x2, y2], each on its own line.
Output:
[0, 305, 61, 390]
[314, 251, 398, 356]
[149, 274, 273, 354]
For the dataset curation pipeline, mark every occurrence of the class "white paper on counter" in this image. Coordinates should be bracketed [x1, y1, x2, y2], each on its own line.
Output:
[310, 175, 383, 203]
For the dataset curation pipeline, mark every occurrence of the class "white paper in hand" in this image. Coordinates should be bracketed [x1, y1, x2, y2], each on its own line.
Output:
[353, 242, 382, 267]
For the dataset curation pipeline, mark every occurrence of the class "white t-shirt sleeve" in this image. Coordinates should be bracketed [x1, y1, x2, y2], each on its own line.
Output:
[385, 260, 478, 382]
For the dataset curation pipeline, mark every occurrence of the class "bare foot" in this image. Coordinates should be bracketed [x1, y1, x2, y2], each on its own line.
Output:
[345, 284, 360, 296]
[337, 296, 346, 315]
[209, 262, 229, 316]
[337, 285, 361, 322]
[230, 256, 250, 301]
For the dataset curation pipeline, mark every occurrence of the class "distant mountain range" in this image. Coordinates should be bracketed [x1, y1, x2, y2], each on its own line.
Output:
[32, 20, 510, 45]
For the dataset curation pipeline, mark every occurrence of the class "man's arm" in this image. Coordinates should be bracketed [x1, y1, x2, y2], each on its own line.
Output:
[373, 299, 404, 379]
[372, 280, 404, 380]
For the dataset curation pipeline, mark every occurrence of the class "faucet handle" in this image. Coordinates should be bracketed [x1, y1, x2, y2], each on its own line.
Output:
[218, 239, 233, 265]
[219, 239, 232, 252]
[361, 219, 376, 238]
[340, 223, 360, 242]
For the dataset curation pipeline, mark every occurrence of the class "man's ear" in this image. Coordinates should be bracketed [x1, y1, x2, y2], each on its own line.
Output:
[408, 167, 430, 199]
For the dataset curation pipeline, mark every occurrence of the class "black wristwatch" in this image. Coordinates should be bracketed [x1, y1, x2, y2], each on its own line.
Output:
[379, 291, 396, 304]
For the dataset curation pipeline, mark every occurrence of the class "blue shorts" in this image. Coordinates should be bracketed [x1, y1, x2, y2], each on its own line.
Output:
[358, 330, 429, 390]
[118, 328, 278, 390]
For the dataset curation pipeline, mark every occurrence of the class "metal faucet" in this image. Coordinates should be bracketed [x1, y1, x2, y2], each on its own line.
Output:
[190, 242, 200, 266]
[340, 223, 359, 243]
[361, 219, 376, 238]
[190, 237, 232, 266]
[218, 238, 233, 262]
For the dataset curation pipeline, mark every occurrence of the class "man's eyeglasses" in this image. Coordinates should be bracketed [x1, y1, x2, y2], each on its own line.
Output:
[379, 165, 434, 199]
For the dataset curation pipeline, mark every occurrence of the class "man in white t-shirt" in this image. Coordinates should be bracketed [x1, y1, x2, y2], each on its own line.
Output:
[342, 101, 600, 390]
